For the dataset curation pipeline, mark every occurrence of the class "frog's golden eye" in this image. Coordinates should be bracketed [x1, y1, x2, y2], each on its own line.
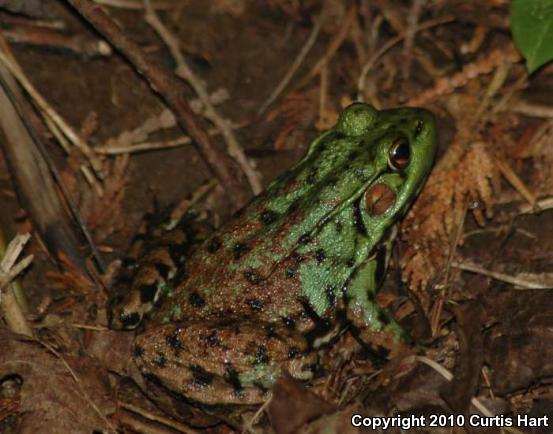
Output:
[388, 137, 410, 170]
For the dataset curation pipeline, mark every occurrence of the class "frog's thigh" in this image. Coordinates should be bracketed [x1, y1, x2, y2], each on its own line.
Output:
[133, 321, 317, 405]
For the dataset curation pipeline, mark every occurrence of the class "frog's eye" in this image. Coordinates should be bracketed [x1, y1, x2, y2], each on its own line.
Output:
[388, 137, 410, 170]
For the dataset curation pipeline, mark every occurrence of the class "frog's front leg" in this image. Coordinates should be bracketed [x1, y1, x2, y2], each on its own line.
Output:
[345, 258, 410, 359]
[133, 321, 318, 405]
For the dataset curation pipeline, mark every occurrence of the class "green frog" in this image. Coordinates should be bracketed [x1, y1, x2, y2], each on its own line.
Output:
[110, 103, 437, 406]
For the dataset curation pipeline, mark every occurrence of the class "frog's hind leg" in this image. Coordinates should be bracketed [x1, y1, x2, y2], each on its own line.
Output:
[133, 321, 317, 406]
[108, 210, 212, 330]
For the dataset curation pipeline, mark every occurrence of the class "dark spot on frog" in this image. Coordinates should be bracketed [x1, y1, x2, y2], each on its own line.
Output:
[153, 262, 172, 280]
[189, 292, 205, 308]
[191, 366, 213, 388]
[172, 267, 187, 286]
[325, 285, 336, 305]
[299, 299, 333, 346]
[366, 291, 375, 302]
[288, 347, 301, 358]
[264, 324, 276, 337]
[120, 311, 141, 329]
[292, 252, 304, 263]
[282, 316, 295, 329]
[315, 249, 326, 263]
[415, 119, 424, 136]
[306, 167, 318, 185]
[301, 363, 319, 375]
[377, 310, 390, 326]
[352, 199, 367, 235]
[246, 299, 264, 311]
[166, 330, 185, 352]
[143, 372, 163, 386]
[139, 283, 158, 303]
[375, 247, 387, 286]
[206, 331, 221, 347]
[299, 233, 312, 244]
[253, 381, 269, 393]
[325, 176, 339, 188]
[254, 346, 269, 364]
[288, 201, 299, 214]
[206, 237, 222, 253]
[168, 243, 187, 264]
[233, 242, 249, 259]
[153, 352, 167, 368]
[346, 258, 355, 267]
[133, 345, 145, 358]
[285, 266, 296, 278]
[348, 150, 360, 161]
[260, 209, 278, 225]
[131, 232, 146, 243]
[224, 364, 242, 392]
[121, 256, 137, 270]
[244, 270, 263, 284]
[335, 222, 343, 233]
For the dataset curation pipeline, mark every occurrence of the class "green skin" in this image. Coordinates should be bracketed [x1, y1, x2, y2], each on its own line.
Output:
[116, 103, 437, 406]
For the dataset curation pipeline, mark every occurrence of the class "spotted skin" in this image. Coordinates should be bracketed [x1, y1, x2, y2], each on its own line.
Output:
[111, 103, 437, 405]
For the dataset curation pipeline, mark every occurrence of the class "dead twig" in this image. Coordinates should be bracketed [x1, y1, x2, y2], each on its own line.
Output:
[453, 260, 553, 289]
[142, 0, 262, 195]
[358, 15, 454, 100]
[414, 356, 524, 434]
[66, 0, 250, 210]
[93, 0, 173, 9]
[402, 0, 425, 80]
[0, 233, 33, 337]
[257, 7, 327, 116]
[295, 3, 357, 89]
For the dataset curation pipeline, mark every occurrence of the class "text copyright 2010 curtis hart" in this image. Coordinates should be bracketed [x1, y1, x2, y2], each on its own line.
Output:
[350, 414, 549, 430]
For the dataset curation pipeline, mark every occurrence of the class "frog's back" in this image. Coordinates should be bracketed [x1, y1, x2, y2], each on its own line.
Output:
[154, 104, 436, 325]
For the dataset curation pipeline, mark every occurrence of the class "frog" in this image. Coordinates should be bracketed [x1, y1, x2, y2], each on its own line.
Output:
[109, 102, 437, 407]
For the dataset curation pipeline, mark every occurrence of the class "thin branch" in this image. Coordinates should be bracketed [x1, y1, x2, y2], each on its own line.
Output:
[142, 0, 262, 194]
[257, 8, 327, 116]
[66, 0, 250, 209]
[357, 15, 454, 99]
[453, 260, 553, 289]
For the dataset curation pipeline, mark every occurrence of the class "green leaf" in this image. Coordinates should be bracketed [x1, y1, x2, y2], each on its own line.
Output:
[510, 0, 553, 73]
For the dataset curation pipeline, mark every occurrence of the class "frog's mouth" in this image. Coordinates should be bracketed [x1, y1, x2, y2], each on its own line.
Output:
[364, 183, 397, 216]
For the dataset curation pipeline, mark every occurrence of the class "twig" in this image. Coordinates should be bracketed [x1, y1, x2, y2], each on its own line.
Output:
[93, 0, 174, 9]
[0, 48, 104, 177]
[66, 0, 250, 209]
[414, 356, 524, 434]
[510, 100, 553, 118]
[0, 233, 33, 337]
[119, 401, 199, 434]
[357, 15, 455, 100]
[257, 7, 327, 116]
[96, 135, 195, 155]
[0, 254, 34, 292]
[39, 339, 117, 433]
[495, 158, 536, 208]
[402, 0, 425, 80]
[295, 3, 357, 89]
[519, 197, 553, 214]
[453, 260, 553, 289]
[2, 27, 112, 58]
[142, 0, 262, 195]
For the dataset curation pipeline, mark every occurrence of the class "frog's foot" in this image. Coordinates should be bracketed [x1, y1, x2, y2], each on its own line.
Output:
[133, 321, 318, 406]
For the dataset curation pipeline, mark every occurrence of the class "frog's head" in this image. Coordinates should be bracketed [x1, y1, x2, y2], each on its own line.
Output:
[332, 102, 437, 249]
